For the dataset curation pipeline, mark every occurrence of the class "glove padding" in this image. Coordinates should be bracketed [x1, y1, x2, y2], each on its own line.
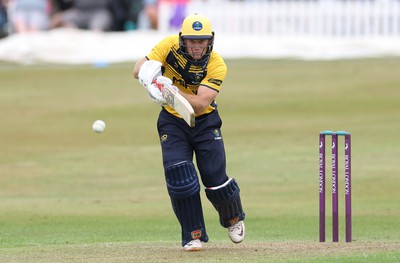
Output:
[155, 76, 178, 93]
[147, 83, 167, 106]
[148, 76, 178, 106]
[138, 60, 162, 89]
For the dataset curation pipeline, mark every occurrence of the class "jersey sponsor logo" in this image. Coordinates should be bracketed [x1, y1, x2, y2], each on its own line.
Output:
[192, 21, 203, 31]
[172, 76, 185, 87]
[208, 78, 222, 86]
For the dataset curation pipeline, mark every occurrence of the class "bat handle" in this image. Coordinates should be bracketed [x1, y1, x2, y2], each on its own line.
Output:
[153, 81, 163, 91]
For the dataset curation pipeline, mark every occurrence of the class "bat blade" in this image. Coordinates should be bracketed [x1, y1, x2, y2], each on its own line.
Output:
[162, 84, 195, 128]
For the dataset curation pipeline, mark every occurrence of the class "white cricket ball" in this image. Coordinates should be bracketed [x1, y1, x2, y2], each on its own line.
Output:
[92, 120, 106, 133]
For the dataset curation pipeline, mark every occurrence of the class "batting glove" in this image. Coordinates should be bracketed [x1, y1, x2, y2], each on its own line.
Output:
[138, 60, 162, 89]
[146, 83, 167, 106]
[155, 76, 178, 93]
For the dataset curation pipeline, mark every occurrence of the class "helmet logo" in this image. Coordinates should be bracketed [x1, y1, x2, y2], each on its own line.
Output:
[192, 21, 203, 31]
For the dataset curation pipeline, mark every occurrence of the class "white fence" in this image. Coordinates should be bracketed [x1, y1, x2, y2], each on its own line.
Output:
[2, 1, 400, 65]
[159, 0, 400, 38]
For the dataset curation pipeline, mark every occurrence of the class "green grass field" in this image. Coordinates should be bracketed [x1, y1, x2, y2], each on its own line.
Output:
[0, 59, 399, 262]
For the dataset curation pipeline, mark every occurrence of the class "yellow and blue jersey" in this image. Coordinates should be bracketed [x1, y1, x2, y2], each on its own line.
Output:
[146, 35, 227, 117]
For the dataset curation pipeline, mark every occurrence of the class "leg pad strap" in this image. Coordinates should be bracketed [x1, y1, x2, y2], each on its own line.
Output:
[205, 178, 245, 228]
[165, 161, 208, 245]
[165, 161, 200, 198]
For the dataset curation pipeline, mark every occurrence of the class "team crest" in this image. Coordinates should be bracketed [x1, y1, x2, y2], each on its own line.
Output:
[214, 129, 222, 140]
[195, 74, 203, 82]
[160, 134, 168, 142]
[192, 21, 203, 31]
[191, 230, 202, 239]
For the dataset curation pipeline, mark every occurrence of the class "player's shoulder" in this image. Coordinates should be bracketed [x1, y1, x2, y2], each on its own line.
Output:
[209, 51, 227, 68]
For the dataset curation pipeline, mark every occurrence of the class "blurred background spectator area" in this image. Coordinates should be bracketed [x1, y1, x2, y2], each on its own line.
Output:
[0, 0, 167, 36]
[3, 0, 51, 34]
[0, 0, 400, 38]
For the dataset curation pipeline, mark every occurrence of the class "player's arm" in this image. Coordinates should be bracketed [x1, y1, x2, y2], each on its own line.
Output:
[154, 76, 215, 115]
[179, 86, 218, 115]
[133, 57, 148, 79]
[133, 58, 167, 105]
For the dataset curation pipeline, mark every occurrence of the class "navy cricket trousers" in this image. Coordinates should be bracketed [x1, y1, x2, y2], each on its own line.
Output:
[157, 108, 229, 188]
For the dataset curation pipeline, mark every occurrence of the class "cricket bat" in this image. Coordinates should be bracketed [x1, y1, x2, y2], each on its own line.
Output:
[156, 82, 195, 128]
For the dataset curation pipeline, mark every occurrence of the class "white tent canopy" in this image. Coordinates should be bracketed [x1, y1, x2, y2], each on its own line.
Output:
[0, 29, 399, 65]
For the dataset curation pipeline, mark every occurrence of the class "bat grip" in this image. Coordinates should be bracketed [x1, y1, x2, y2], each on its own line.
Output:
[153, 81, 163, 91]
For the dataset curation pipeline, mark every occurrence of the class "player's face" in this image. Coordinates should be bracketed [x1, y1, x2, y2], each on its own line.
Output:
[184, 39, 210, 60]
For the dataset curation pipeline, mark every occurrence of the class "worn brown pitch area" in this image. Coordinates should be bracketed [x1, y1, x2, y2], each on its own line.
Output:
[1, 241, 399, 263]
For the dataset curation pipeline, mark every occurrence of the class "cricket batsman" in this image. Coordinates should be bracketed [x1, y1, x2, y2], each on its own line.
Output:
[133, 13, 246, 251]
